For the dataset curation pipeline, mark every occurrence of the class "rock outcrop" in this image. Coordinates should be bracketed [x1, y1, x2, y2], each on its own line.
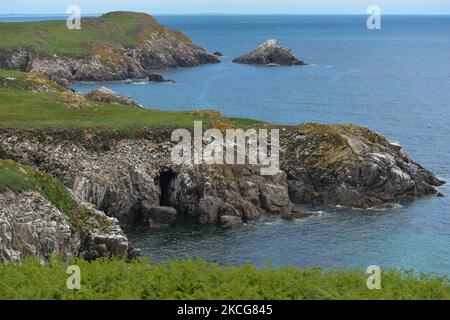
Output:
[86, 86, 142, 108]
[148, 73, 175, 83]
[0, 12, 219, 86]
[0, 124, 443, 231]
[141, 204, 177, 229]
[233, 39, 305, 66]
[281, 123, 445, 208]
[0, 161, 133, 263]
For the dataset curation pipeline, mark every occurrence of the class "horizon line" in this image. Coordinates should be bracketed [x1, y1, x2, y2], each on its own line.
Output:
[1, 12, 450, 16]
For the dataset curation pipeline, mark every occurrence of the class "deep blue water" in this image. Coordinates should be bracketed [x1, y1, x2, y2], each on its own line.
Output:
[3, 15, 450, 274]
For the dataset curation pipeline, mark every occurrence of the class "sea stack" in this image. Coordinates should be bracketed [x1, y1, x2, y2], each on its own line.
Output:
[233, 39, 306, 66]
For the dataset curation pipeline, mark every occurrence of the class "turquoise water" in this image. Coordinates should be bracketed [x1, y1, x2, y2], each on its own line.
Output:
[3, 15, 450, 274]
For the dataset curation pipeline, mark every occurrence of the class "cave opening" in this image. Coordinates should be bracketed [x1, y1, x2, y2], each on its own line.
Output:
[159, 169, 176, 206]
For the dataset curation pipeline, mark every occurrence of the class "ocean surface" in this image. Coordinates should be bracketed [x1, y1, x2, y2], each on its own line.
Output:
[3, 15, 450, 274]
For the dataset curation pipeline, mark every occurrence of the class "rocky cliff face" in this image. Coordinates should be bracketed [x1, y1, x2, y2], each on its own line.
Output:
[0, 133, 291, 227]
[0, 161, 133, 263]
[0, 125, 443, 231]
[0, 12, 219, 86]
[281, 123, 444, 208]
[233, 39, 305, 66]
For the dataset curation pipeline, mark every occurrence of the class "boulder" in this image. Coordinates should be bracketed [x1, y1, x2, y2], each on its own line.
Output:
[86, 86, 142, 107]
[233, 39, 305, 66]
[213, 52, 223, 57]
[220, 215, 243, 229]
[281, 207, 316, 221]
[141, 203, 177, 228]
[148, 73, 175, 83]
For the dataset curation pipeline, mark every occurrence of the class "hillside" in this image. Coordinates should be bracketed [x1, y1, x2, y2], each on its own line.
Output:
[0, 12, 220, 85]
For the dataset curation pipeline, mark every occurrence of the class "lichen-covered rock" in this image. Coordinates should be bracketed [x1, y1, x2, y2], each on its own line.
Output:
[86, 86, 142, 108]
[281, 123, 445, 208]
[233, 39, 305, 66]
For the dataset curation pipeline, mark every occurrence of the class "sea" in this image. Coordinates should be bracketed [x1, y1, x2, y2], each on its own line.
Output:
[2, 14, 450, 274]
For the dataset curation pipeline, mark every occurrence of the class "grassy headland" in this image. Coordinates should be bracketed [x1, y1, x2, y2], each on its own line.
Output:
[0, 12, 190, 57]
[0, 70, 261, 133]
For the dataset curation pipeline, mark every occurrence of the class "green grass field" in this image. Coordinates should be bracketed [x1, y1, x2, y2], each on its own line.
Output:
[0, 70, 261, 133]
[0, 257, 448, 300]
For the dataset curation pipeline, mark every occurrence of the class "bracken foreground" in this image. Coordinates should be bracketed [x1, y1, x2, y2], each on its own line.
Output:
[0, 257, 448, 300]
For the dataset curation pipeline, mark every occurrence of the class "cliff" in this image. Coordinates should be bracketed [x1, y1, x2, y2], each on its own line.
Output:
[0, 160, 133, 263]
[0, 12, 219, 86]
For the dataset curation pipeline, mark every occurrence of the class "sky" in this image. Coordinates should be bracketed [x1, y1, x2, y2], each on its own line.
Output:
[1, 0, 449, 15]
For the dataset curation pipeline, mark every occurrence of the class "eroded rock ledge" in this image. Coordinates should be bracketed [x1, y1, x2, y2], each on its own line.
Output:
[0, 124, 443, 232]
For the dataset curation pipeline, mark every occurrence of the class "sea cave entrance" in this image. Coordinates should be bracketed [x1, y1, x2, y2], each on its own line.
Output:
[159, 169, 176, 206]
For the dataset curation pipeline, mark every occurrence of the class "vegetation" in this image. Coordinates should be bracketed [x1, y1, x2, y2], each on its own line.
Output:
[0, 159, 110, 233]
[0, 257, 448, 300]
[0, 12, 190, 57]
[0, 70, 261, 133]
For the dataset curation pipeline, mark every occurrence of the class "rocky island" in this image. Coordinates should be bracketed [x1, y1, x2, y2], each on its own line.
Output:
[233, 39, 306, 66]
[0, 11, 219, 86]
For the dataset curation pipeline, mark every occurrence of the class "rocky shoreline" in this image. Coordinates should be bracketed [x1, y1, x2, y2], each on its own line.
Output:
[0, 124, 443, 232]
[0, 87, 445, 262]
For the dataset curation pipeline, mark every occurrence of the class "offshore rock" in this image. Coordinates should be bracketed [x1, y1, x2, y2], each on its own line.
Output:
[233, 39, 305, 66]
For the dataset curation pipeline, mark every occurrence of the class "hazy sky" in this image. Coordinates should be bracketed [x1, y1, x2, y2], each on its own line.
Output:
[1, 0, 449, 15]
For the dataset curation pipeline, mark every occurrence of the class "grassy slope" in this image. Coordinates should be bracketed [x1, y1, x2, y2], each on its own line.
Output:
[0, 12, 190, 57]
[0, 257, 448, 300]
[0, 71, 260, 132]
